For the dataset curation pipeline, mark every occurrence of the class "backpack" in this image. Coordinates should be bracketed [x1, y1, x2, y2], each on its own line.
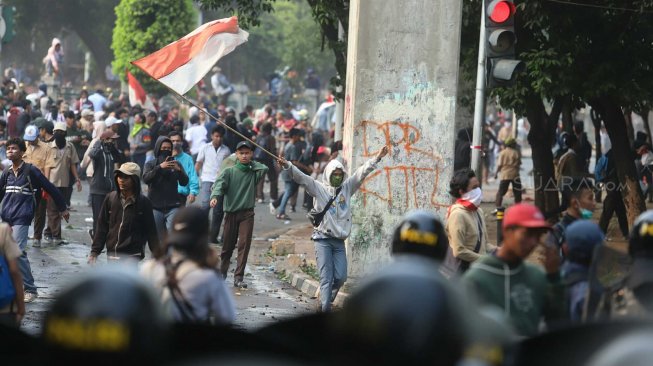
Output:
[0, 255, 16, 308]
[594, 154, 609, 183]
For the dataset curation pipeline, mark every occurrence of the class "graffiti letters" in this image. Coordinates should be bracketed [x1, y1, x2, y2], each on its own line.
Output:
[357, 120, 448, 209]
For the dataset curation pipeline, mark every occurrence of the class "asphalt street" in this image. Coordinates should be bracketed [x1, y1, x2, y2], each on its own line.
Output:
[20, 183, 317, 334]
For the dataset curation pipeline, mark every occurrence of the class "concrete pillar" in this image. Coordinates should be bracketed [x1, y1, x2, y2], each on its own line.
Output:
[343, 0, 463, 278]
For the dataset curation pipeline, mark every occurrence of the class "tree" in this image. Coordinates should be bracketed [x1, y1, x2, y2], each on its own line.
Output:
[199, 0, 346, 94]
[112, 0, 195, 96]
[205, 0, 335, 88]
[460, 0, 653, 224]
[2, 0, 119, 83]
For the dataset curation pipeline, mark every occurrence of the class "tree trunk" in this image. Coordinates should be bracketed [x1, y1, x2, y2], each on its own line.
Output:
[526, 95, 564, 222]
[642, 109, 652, 144]
[624, 109, 635, 147]
[591, 97, 646, 225]
[590, 108, 602, 158]
[72, 28, 112, 84]
[562, 95, 574, 134]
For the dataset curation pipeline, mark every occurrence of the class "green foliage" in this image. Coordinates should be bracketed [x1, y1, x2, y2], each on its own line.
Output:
[199, 0, 346, 95]
[3, 0, 119, 83]
[460, 0, 653, 114]
[300, 263, 319, 281]
[112, 0, 195, 96]
[199, 0, 275, 28]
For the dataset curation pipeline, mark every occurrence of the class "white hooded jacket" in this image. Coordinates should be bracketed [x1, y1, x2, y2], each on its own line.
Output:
[285, 158, 379, 239]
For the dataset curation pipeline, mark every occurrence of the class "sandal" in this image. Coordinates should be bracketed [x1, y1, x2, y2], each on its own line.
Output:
[276, 214, 291, 220]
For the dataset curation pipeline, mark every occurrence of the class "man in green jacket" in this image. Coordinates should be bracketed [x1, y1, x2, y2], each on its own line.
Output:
[462, 203, 566, 337]
[211, 141, 268, 288]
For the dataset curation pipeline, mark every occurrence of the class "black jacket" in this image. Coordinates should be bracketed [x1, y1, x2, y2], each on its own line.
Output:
[89, 141, 126, 195]
[454, 128, 472, 171]
[142, 136, 189, 210]
[91, 173, 159, 259]
[116, 121, 130, 153]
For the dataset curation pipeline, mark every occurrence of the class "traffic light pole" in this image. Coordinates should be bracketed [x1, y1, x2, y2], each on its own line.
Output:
[470, 5, 487, 179]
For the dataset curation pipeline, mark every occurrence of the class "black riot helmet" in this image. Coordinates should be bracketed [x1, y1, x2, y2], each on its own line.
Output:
[627, 210, 653, 310]
[41, 266, 169, 365]
[629, 210, 653, 259]
[333, 258, 469, 365]
[391, 210, 448, 261]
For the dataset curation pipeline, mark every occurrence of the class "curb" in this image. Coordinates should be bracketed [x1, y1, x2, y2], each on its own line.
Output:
[287, 271, 349, 307]
[260, 222, 350, 307]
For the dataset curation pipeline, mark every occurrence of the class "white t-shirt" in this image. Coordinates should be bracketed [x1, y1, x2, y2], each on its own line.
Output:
[197, 143, 231, 183]
[88, 93, 107, 113]
[184, 124, 208, 156]
[140, 255, 235, 325]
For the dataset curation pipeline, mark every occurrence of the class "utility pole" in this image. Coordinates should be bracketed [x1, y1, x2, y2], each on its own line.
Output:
[470, 5, 487, 177]
[334, 21, 345, 142]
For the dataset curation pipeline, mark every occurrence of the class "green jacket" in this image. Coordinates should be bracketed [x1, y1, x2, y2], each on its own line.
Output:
[211, 160, 268, 213]
[462, 255, 566, 337]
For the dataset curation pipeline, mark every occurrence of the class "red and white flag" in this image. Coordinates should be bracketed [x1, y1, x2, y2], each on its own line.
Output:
[127, 71, 156, 111]
[131, 16, 248, 95]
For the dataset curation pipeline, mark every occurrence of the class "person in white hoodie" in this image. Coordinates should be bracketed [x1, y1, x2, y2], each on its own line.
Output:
[278, 145, 389, 312]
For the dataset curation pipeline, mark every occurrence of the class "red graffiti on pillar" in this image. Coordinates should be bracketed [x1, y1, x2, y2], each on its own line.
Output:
[356, 120, 448, 209]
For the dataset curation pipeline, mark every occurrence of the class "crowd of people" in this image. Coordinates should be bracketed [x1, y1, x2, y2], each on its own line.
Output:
[0, 75, 347, 323]
[0, 72, 653, 365]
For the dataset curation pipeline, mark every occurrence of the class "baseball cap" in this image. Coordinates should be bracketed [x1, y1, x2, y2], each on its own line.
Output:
[105, 116, 122, 128]
[115, 162, 141, 178]
[166, 207, 209, 249]
[502, 203, 551, 230]
[23, 125, 39, 142]
[81, 109, 94, 117]
[236, 141, 253, 150]
[54, 122, 67, 132]
[565, 220, 604, 263]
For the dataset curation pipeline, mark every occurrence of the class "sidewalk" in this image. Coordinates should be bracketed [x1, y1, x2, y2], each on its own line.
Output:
[269, 179, 522, 306]
[266, 223, 349, 307]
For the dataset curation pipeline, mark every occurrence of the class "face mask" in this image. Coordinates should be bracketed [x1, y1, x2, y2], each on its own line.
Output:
[580, 208, 593, 220]
[173, 142, 183, 152]
[462, 187, 483, 207]
[55, 134, 66, 149]
[330, 174, 344, 187]
[159, 150, 172, 160]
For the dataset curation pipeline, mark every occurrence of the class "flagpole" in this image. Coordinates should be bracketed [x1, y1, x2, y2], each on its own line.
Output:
[166, 87, 281, 162]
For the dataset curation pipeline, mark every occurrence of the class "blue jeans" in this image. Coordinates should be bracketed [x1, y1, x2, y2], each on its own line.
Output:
[199, 182, 224, 241]
[153, 208, 178, 239]
[200, 181, 213, 210]
[314, 237, 347, 312]
[12, 225, 37, 294]
[276, 180, 299, 215]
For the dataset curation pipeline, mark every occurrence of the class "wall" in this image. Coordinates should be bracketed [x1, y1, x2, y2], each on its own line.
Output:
[343, 0, 463, 278]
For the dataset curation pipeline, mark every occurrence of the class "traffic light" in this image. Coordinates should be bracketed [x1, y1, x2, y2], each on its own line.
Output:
[485, 0, 524, 88]
[1, 5, 16, 44]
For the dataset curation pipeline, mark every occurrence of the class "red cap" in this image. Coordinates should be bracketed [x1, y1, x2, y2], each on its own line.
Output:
[502, 203, 551, 230]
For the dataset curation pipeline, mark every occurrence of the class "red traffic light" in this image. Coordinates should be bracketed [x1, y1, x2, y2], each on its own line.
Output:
[488, 1, 515, 24]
